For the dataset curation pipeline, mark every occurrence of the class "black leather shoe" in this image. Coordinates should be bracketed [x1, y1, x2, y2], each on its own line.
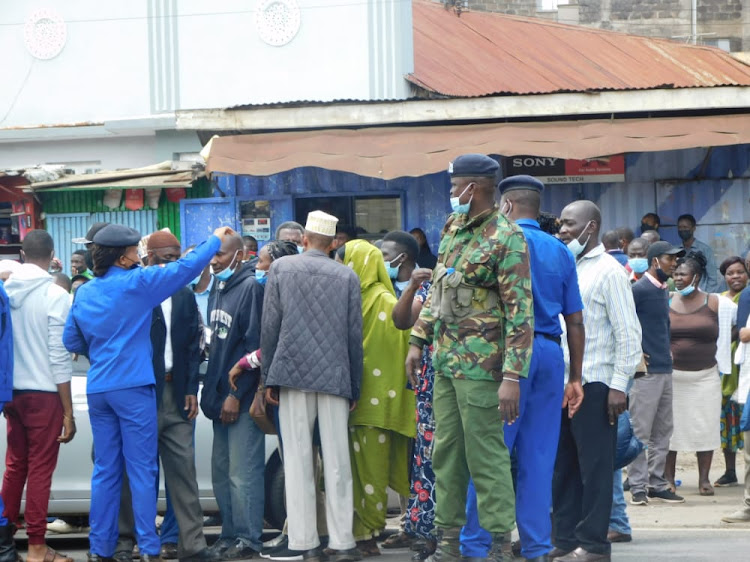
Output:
[301, 549, 324, 562]
[88, 553, 115, 562]
[180, 548, 222, 562]
[548, 548, 573, 559]
[162, 544, 179, 560]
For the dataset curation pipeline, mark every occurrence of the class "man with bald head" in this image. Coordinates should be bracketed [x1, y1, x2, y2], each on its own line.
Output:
[553, 200, 642, 562]
[202, 232, 266, 560]
[640, 230, 660, 245]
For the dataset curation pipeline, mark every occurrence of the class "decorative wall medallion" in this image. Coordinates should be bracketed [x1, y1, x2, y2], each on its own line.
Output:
[24, 9, 67, 60]
[255, 0, 301, 47]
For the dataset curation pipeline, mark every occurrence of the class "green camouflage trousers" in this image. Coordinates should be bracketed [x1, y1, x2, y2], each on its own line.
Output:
[432, 375, 515, 533]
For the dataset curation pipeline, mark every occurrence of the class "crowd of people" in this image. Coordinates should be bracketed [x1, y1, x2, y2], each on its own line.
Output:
[0, 152, 749, 562]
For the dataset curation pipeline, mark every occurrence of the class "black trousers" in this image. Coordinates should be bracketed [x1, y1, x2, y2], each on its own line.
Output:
[552, 382, 617, 555]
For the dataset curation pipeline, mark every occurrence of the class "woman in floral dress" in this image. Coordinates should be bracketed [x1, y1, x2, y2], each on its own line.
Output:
[390, 268, 437, 560]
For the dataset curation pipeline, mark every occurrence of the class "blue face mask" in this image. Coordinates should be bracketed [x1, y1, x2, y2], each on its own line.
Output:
[628, 258, 648, 274]
[384, 253, 404, 280]
[255, 269, 267, 285]
[678, 274, 697, 297]
[297, 245, 304, 254]
[450, 184, 473, 214]
[211, 250, 239, 282]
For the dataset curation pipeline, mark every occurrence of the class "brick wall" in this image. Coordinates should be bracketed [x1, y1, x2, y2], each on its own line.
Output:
[434, 0, 750, 51]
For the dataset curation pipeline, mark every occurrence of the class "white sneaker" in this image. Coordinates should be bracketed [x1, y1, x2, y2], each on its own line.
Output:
[46, 519, 81, 534]
[721, 507, 750, 523]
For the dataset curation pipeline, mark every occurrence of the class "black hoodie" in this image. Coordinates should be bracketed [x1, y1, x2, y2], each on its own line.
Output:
[201, 263, 263, 420]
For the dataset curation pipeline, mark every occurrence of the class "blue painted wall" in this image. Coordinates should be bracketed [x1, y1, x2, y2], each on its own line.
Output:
[211, 167, 452, 254]
[187, 144, 750, 267]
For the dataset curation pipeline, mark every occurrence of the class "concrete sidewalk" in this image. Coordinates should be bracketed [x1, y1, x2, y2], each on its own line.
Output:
[625, 451, 749, 530]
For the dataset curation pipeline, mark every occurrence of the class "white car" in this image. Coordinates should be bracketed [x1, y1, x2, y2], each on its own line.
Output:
[0, 358, 287, 529]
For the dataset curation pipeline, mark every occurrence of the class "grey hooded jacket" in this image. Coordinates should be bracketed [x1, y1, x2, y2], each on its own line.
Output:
[261, 249, 363, 400]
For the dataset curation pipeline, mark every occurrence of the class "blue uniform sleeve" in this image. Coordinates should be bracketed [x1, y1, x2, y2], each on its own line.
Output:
[561, 251, 584, 316]
[63, 304, 89, 356]
[737, 287, 750, 330]
[138, 236, 221, 308]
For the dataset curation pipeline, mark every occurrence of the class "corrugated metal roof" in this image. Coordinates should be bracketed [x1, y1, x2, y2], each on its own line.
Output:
[410, 2, 750, 97]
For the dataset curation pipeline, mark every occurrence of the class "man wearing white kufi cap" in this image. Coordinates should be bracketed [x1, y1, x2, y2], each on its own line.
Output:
[261, 211, 364, 562]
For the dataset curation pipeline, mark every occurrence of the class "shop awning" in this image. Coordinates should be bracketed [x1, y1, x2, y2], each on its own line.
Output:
[22, 163, 202, 192]
[206, 113, 750, 180]
[25, 171, 197, 192]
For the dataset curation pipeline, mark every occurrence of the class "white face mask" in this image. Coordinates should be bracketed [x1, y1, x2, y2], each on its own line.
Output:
[566, 221, 592, 258]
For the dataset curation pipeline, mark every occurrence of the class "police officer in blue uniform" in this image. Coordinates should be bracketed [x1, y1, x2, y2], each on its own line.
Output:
[64, 224, 234, 562]
[0, 278, 16, 562]
[461, 176, 586, 562]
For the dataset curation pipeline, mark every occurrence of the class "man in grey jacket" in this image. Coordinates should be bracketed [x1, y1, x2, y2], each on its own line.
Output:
[262, 211, 363, 562]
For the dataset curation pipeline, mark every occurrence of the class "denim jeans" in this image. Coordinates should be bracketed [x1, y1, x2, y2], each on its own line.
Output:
[609, 469, 631, 535]
[212, 415, 265, 551]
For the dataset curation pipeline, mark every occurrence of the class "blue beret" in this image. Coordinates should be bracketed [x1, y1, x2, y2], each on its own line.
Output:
[498, 174, 545, 195]
[449, 154, 499, 178]
[92, 224, 141, 247]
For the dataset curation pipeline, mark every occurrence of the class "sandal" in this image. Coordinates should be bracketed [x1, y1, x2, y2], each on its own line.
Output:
[714, 472, 738, 487]
[411, 539, 436, 561]
[381, 532, 414, 549]
[27, 548, 73, 562]
[356, 539, 381, 558]
[699, 483, 715, 496]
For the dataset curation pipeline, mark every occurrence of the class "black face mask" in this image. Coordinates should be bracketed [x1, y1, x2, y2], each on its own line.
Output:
[641, 222, 655, 233]
[677, 229, 692, 242]
[654, 262, 670, 283]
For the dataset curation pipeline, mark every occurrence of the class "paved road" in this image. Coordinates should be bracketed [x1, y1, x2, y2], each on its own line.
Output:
[18, 527, 749, 562]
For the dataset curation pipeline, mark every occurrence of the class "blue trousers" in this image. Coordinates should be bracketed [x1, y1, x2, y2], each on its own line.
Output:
[0, 402, 5, 526]
[212, 415, 265, 551]
[160, 487, 179, 545]
[461, 336, 564, 559]
[89, 386, 160, 557]
[609, 469, 631, 535]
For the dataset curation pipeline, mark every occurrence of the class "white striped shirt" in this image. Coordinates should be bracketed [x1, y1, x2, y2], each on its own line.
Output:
[575, 244, 642, 392]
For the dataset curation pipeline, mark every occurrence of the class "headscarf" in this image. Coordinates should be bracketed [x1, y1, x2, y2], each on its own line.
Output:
[343, 240, 415, 436]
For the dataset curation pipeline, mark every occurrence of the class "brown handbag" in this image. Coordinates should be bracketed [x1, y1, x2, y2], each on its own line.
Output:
[249, 387, 277, 435]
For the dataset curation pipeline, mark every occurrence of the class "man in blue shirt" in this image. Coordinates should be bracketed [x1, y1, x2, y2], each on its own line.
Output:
[0, 278, 17, 562]
[461, 176, 585, 562]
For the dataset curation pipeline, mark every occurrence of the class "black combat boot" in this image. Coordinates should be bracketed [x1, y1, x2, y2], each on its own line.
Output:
[487, 531, 511, 562]
[0, 525, 16, 562]
[425, 527, 462, 562]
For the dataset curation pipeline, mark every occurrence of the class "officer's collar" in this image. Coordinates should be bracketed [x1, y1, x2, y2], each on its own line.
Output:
[456, 205, 497, 229]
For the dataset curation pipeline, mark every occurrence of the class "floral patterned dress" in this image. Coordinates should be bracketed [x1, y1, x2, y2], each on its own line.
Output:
[404, 282, 436, 540]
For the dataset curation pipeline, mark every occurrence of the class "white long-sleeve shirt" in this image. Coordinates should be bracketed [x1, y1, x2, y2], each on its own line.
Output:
[4, 263, 72, 391]
[575, 244, 642, 393]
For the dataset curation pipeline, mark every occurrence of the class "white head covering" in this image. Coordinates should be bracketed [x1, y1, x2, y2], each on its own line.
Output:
[305, 210, 338, 237]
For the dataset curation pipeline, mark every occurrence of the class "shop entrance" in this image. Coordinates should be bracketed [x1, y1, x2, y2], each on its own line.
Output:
[294, 195, 402, 240]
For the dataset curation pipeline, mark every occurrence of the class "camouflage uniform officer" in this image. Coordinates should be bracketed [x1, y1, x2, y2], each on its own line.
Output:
[405, 154, 534, 562]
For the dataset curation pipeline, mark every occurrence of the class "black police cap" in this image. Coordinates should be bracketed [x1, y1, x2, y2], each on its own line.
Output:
[449, 154, 499, 178]
[497, 175, 545, 195]
[92, 224, 141, 247]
